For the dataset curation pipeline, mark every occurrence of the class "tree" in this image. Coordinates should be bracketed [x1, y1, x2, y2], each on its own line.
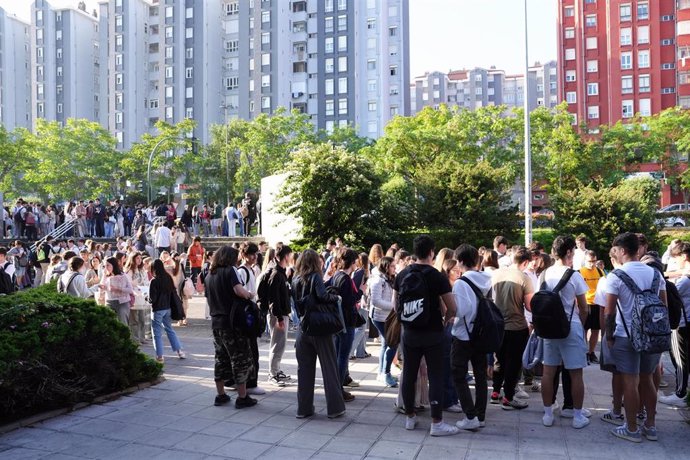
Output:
[21, 119, 119, 201]
[646, 107, 690, 204]
[0, 126, 32, 198]
[279, 143, 390, 248]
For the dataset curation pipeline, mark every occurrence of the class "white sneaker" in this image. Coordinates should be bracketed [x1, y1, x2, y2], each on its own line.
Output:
[444, 403, 463, 413]
[405, 416, 417, 430]
[455, 417, 480, 431]
[514, 385, 529, 399]
[572, 415, 590, 429]
[581, 408, 592, 418]
[659, 393, 688, 408]
[561, 408, 591, 418]
[542, 413, 555, 427]
[247, 386, 266, 395]
[430, 421, 460, 437]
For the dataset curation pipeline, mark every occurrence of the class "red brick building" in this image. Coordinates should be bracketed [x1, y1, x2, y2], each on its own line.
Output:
[557, 0, 690, 205]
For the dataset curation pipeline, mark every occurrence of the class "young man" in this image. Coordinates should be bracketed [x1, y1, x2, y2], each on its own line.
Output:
[540, 236, 590, 429]
[493, 235, 511, 268]
[660, 241, 690, 408]
[266, 244, 293, 386]
[606, 232, 667, 442]
[154, 223, 172, 254]
[392, 235, 460, 436]
[580, 250, 604, 364]
[451, 244, 492, 430]
[490, 246, 533, 410]
[187, 237, 205, 285]
[572, 236, 588, 270]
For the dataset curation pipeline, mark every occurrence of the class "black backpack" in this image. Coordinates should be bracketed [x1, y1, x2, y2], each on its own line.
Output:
[397, 265, 434, 329]
[666, 279, 684, 330]
[256, 267, 274, 314]
[461, 277, 504, 353]
[230, 297, 264, 337]
[0, 264, 14, 295]
[531, 269, 576, 339]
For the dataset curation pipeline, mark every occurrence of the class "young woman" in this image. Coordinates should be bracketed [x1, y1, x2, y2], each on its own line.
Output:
[292, 249, 346, 418]
[368, 244, 384, 271]
[100, 256, 134, 325]
[148, 259, 185, 363]
[170, 254, 188, 326]
[125, 252, 149, 344]
[350, 253, 371, 360]
[84, 256, 102, 288]
[369, 256, 398, 387]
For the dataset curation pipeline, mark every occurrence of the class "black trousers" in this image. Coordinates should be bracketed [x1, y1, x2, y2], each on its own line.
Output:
[492, 328, 529, 401]
[401, 327, 444, 420]
[451, 338, 488, 421]
[552, 367, 573, 408]
[670, 326, 690, 398]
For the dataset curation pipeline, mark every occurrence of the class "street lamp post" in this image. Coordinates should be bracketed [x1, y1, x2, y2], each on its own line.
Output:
[221, 103, 230, 205]
[523, 0, 533, 246]
[147, 135, 190, 205]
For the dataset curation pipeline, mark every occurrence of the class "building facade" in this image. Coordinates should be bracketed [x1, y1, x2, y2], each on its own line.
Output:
[0, 9, 31, 131]
[557, 0, 687, 129]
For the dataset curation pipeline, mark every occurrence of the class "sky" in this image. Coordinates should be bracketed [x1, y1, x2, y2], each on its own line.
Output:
[0, 0, 558, 78]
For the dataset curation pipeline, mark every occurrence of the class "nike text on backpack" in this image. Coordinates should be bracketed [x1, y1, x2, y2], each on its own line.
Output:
[461, 277, 504, 353]
[531, 269, 576, 339]
[397, 265, 433, 328]
[612, 269, 671, 354]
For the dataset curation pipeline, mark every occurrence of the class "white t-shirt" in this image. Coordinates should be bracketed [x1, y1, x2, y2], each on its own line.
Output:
[673, 275, 690, 328]
[451, 271, 492, 341]
[572, 248, 586, 271]
[155, 225, 171, 248]
[605, 262, 665, 338]
[542, 264, 588, 326]
[523, 270, 539, 323]
[237, 264, 257, 300]
[593, 276, 608, 307]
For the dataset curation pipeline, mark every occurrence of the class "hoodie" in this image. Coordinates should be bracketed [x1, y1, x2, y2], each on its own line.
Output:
[451, 270, 493, 341]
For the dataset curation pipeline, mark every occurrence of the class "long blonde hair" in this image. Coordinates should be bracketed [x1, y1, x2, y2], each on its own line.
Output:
[434, 248, 455, 272]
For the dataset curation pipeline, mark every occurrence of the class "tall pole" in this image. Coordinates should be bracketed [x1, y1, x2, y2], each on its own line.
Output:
[224, 105, 230, 205]
[148, 135, 185, 205]
[523, 0, 532, 246]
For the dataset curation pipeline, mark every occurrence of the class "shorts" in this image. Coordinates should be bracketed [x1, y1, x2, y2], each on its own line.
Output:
[213, 328, 254, 384]
[599, 333, 617, 373]
[610, 336, 661, 375]
[584, 305, 601, 330]
[543, 322, 588, 370]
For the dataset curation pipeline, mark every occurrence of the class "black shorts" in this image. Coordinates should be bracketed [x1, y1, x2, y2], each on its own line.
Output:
[584, 305, 601, 330]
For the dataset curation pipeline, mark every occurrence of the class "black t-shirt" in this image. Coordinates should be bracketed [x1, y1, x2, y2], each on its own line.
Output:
[205, 266, 240, 330]
[393, 263, 451, 332]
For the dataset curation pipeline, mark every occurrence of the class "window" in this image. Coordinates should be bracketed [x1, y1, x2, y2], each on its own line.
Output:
[639, 99, 651, 117]
[186, 67, 193, 79]
[565, 27, 575, 39]
[37, 84, 44, 98]
[622, 100, 634, 118]
[662, 15, 674, 22]
[115, 93, 123, 105]
[186, 48, 193, 59]
[621, 52, 632, 70]
[185, 87, 193, 99]
[620, 27, 631, 46]
[325, 58, 334, 73]
[637, 26, 649, 44]
[639, 74, 650, 92]
[337, 35, 347, 52]
[149, 99, 159, 109]
[566, 91, 577, 104]
[261, 11, 270, 23]
[587, 60, 598, 72]
[115, 73, 123, 85]
[662, 63, 676, 69]
[620, 3, 631, 21]
[226, 40, 239, 52]
[325, 18, 333, 33]
[115, 15, 123, 29]
[637, 2, 649, 20]
[390, 65, 398, 76]
[185, 107, 193, 119]
[165, 46, 173, 59]
[325, 0, 333, 13]
[565, 70, 576, 82]
[338, 98, 347, 115]
[586, 15, 597, 27]
[165, 86, 173, 98]
[56, 30, 62, 41]
[389, 45, 398, 56]
[338, 15, 347, 31]
[325, 100, 334, 116]
[621, 76, 633, 94]
[662, 39, 674, 46]
[325, 79, 334, 95]
[166, 107, 173, 119]
[186, 7, 193, 18]
[368, 101, 377, 111]
[680, 72, 690, 85]
[261, 53, 270, 66]
[165, 6, 173, 18]
[115, 112, 122, 123]
[565, 48, 575, 60]
[115, 54, 122, 66]
[36, 10, 43, 22]
[588, 106, 599, 119]
[367, 18, 376, 29]
[564, 6, 574, 17]
[225, 76, 238, 90]
[37, 102, 44, 114]
[368, 79, 376, 92]
[261, 33, 270, 45]
[165, 66, 173, 78]
[638, 50, 650, 69]
[37, 47, 43, 58]
[261, 75, 270, 87]
[261, 96, 271, 109]
[185, 27, 193, 38]
[325, 37, 334, 53]
[338, 0, 346, 10]
[389, 26, 397, 37]
[226, 2, 239, 15]
[338, 77, 347, 93]
[338, 56, 347, 72]
[293, 21, 306, 32]
[368, 121, 377, 134]
[663, 87, 676, 94]
[587, 83, 599, 95]
[586, 37, 597, 49]
[56, 48, 62, 59]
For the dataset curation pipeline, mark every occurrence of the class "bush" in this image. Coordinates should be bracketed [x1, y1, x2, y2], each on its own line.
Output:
[0, 283, 162, 423]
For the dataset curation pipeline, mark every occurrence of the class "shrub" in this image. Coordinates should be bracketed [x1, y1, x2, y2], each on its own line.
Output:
[0, 283, 162, 423]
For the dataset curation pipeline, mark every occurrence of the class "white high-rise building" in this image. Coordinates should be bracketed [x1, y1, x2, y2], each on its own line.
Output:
[0, 8, 31, 130]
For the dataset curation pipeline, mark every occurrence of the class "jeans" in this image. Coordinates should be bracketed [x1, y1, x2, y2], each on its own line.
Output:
[86, 218, 94, 236]
[373, 319, 397, 374]
[350, 309, 368, 358]
[151, 308, 182, 358]
[401, 327, 444, 420]
[105, 221, 115, 238]
[334, 327, 355, 384]
[442, 323, 459, 408]
[493, 328, 529, 401]
[451, 338, 488, 421]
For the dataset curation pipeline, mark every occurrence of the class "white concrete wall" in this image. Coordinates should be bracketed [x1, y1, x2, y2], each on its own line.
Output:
[260, 173, 300, 246]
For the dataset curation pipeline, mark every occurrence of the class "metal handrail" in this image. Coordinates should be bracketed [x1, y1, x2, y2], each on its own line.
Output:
[30, 218, 77, 252]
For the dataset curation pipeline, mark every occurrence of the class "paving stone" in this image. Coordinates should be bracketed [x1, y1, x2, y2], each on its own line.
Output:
[0, 447, 50, 459]
[172, 433, 230, 455]
[366, 440, 420, 460]
[322, 436, 375, 456]
[278, 430, 332, 450]
[211, 439, 272, 459]
[256, 445, 317, 459]
[238, 425, 292, 445]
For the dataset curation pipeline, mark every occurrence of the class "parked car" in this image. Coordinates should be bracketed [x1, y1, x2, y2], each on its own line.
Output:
[656, 203, 688, 227]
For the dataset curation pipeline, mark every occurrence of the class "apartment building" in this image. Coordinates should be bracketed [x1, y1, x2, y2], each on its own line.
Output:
[557, 0, 688, 129]
[30, 0, 103, 128]
[0, 8, 31, 131]
[410, 61, 558, 114]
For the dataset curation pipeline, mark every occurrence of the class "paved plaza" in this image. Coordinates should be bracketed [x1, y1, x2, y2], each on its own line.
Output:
[1, 297, 688, 460]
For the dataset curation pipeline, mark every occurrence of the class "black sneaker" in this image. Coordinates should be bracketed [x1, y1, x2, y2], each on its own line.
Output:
[214, 393, 231, 406]
[235, 395, 258, 409]
[276, 371, 292, 382]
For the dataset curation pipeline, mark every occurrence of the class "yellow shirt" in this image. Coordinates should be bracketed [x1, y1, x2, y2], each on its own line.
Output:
[579, 266, 603, 305]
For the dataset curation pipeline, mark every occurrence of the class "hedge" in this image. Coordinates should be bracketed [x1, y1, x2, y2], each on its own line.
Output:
[0, 283, 162, 423]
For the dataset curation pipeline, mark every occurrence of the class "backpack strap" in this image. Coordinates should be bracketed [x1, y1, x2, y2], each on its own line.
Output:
[616, 301, 631, 339]
[460, 276, 483, 337]
[553, 268, 575, 294]
[238, 265, 251, 287]
[612, 269, 641, 295]
[650, 270, 660, 294]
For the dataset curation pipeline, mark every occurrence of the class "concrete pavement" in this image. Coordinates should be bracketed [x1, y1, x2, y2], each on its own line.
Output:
[1, 297, 688, 459]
